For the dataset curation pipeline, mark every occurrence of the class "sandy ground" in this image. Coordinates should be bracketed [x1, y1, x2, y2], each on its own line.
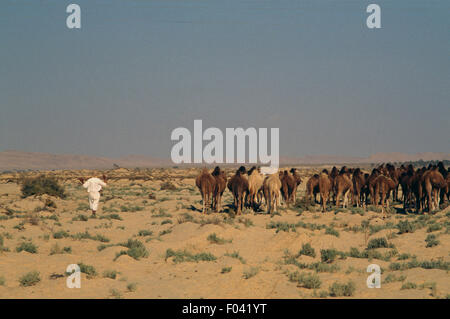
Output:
[0, 167, 448, 299]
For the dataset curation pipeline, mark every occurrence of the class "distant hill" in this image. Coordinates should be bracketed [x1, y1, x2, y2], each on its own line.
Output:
[0, 150, 169, 171]
[280, 152, 450, 165]
[0, 150, 449, 171]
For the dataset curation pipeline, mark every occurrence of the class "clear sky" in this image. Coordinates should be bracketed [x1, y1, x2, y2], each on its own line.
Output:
[0, 0, 449, 160]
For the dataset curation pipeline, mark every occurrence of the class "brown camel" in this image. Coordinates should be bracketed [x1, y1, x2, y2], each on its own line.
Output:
[211, 166, 227, 212]
[352, 168, 366, 207]
[280, 170, 296, 207]
[423, 168, 446, 212]
[374, 175, 398, 218]
[227, 166, 249, 215]
[399, 165, 415, 210]
[195, 168, 216, 214]
[290, 168, 302, 204]
[306, 174, 320, 203]
[335, 170, 353, 209]
[367, 168, 381, 205]
[263, 173, 282, 214]
[318, 170, 332, 212]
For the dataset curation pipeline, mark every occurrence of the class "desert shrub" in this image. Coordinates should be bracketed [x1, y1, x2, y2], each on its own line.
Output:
[16, 242, 38, 254]
[49, 243, 71, 255]
[243, 267, 259, 279]
[127, 282, 137, 292]
[425, 234, 440, 248]
[160, 181, 178, 191]
[329, 281, 355, 297]
[72, 214, 88, 222]
[288, 271, 321, 289]
[53, 230, 70, 239]
[320, 249, 338, 263]
[19, 271, 40, 286]
[266, 221, 296, 233]
[221, 267, 232, 274]
[224, 251, 246, 264]
[118, 239, 149, 260]
[103, 270, 118, 279]
[137, 230, 153, 237]
[20, 175, 66, 199]
[367, 237, 392, 249]
[78, 263, 97, 278]
[207, 233, 231, 245]
[165, 249, 216, 263]
[298, 243, 316, 258]
[325, 227, 340, 237]
[426, 223, 442, 233]
[396, 220, 415, 234]
[401, 282, 417, 290]
[0, 276, 5, 286]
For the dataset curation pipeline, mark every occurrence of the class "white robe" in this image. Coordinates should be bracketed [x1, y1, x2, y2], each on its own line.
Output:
[83, 177, 106, 211]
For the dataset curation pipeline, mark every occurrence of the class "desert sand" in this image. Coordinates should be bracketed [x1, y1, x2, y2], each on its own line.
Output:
[0, 167, 448, 299]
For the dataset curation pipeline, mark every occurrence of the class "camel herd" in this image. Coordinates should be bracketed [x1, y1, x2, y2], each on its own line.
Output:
[195, 162, 450, 217]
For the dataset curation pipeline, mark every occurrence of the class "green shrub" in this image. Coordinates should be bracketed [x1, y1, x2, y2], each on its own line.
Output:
[20, 175, 66, 199]
[288, 271, 321, 289]
[401, 282, 417, 290]
[16, 242, 38, 254]
[103, 270, 118, 279]
[221, 267, 232, 274]
[367, 237, 390, 249]
[19, 271, 40, 286]
[329, 281, 355, 297]
[119, 239, 149, 260]
[320, 249, 338, 263]
[78, 263, 97, 278]
[207, 233, 231, 245]
[243, 267, 259, 279]
[397, 220, 415, 234]
[165, 249, 216, 263]
[425, 234, 440, 248]
[298, 243, 316, 258]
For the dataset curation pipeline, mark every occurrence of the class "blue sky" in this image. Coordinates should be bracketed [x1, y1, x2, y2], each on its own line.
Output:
[0, 0, 449, 159]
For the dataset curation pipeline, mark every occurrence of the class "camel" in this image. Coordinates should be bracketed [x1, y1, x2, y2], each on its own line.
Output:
[399, 165, 415, 210]
[334, 170, 353, 209]
[211, 166, 227, 212]
[280, 170, 296, 207]
[263, 173, 282, 214]
[227, 167, 249, 215]
[374, 175, 398, 218]
[423, 168, 446, 212]
[352, 168, 366, 207]
[367, 168, 381, 205]
[411, 167, 426, 213]
[318, 170, 332, 212]
[329, 166, 339, 203]
[247, 166, 264, 210]
[306, 174, 320, 203]
[195, 168, 216, 214]
[290, 168, 302, 204]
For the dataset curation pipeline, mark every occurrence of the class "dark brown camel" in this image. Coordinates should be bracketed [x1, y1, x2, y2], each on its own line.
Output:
[211, 166, 227, 212]
[306, 174, 320, 203]
[290, 168, 302, 204]
[280, 170, 296, 207]
[352, 168, 366, 207]
[227, 166, 249, 215]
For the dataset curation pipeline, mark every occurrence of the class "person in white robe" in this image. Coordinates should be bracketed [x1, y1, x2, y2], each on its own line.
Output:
[82, 177, 107, 216]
